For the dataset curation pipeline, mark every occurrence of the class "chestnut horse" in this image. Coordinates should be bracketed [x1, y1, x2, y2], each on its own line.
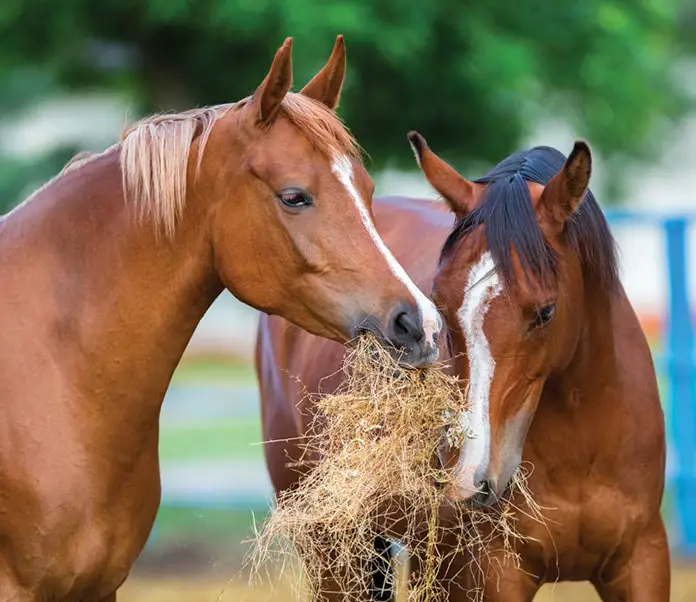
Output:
[0, 37, 441, 601]
[256, 138, 668, 600]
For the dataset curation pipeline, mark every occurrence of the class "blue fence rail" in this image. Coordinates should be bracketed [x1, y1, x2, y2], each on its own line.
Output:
[604, 210, 696, 555]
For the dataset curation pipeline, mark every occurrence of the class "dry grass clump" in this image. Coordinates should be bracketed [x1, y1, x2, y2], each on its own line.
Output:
[250, 335, 544, 601]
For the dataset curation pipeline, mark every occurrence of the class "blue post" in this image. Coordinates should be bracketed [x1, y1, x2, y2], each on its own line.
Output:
[665, 218, 696, 554]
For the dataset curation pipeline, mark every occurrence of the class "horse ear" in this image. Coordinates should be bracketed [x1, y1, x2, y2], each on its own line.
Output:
[247, 38, 294, 127]
[300, 35, 346, 110]
[540, 141, 592, 227]
[407, 131, 475, 217]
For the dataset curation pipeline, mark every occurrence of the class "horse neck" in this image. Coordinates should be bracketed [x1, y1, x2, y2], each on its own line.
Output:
[553, 282, 619, 403]
[8, 147, 222, 431]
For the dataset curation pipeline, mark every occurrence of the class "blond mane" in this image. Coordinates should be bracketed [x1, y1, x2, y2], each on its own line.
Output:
[119, 93, 361, 238]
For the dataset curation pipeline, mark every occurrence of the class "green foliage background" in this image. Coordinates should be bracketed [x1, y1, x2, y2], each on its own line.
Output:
[0, 0, 694, 211]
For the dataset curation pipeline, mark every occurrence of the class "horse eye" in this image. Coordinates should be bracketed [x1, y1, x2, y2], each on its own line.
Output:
[532, 304, 556, 329]
[277, 190, 312, 208]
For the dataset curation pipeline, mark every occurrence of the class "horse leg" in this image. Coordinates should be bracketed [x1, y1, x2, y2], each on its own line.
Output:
[311, 536, 394, 602]
[369, 536, 395, 602]
[455, 556, 540, 602]
[475, 568, 540, 602]
[592, 514, 670, 602]
[410, 543, 539, 602]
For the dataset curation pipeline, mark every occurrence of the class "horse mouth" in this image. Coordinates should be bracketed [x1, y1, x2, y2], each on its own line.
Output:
[351, 326, 418, 370]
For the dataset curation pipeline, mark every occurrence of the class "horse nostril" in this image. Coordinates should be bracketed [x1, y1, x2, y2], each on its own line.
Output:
[396, 312, 414, 336]
[471, 479, 497, 507]
[390, 309, 424, 345]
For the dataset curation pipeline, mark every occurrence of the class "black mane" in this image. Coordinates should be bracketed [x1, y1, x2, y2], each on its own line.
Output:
[440, 146, 618, 293]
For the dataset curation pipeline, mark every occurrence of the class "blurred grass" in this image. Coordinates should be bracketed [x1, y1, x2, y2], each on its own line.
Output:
[153, 506, 267, 543]
[120, 562, 696, 601]
[159, 418, 263, 462]
[120, 579, 294, 602]
[172, 355, 257, 385]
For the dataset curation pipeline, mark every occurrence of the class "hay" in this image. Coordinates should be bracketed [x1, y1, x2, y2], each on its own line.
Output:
[250, 335, 545, 601]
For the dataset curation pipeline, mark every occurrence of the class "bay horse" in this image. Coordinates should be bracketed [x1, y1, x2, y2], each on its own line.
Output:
[0, 37, 440, 602]
[256, 137, 669, 600]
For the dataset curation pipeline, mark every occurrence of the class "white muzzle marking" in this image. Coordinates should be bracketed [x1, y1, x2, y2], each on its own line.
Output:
[454, 251, 502, 497]
[331, 155, 441, 350]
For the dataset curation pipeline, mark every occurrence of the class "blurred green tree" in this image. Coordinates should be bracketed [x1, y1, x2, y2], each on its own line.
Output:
[0, 147, 80, 213]
[0, 0, 692, 210]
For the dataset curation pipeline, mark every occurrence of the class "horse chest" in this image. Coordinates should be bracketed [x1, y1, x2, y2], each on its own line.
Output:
[516, 478, 645, 580]
[0, 498, 154, 600]
[0, 433, 161, 599]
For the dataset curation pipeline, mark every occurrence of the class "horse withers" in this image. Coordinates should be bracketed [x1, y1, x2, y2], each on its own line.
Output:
[257, 137, 668, 600]
[0, 37, 440, 601]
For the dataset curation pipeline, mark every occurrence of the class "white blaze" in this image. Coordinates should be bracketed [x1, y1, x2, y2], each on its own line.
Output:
[455, 251, 502, 496]
[331, 155, 441, 346]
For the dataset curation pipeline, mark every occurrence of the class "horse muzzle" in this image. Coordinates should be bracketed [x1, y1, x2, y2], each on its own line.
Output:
[352, 302, 441, 368]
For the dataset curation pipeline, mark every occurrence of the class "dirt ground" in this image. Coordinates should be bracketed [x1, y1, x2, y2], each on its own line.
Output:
[120, 562, 696, 601]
